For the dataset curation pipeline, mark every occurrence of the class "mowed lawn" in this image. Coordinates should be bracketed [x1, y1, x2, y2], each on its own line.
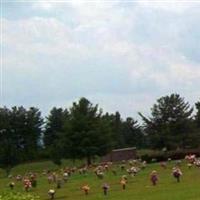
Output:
[0, 160, 200, 200]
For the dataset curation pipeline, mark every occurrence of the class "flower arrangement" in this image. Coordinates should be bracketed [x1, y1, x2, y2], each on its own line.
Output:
[48, 189, 56, 199]
[82, 185, 90, 195]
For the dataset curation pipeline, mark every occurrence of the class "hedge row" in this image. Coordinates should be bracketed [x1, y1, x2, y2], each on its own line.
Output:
[139, 149, 200, 163]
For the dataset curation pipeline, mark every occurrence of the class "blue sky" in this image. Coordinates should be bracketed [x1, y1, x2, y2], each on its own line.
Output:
[1, 0, 200, 120]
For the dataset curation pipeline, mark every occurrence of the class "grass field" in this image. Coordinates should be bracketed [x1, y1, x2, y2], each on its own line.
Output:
[0, 160, 200, 200]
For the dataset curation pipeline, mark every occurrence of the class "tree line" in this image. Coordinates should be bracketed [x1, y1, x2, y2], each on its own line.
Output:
[0, 94, 200, 173]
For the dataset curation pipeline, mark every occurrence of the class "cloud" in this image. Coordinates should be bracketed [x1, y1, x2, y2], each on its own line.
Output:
[2, 1, 200, 120]
[32, 1, 55, 10]
[137, 0, 198, 13]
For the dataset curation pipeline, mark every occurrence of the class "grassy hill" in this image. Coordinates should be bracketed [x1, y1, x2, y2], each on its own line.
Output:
[0, 160, 200, 200]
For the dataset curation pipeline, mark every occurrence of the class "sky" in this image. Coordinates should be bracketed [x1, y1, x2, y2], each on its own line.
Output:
[1, 0, 200, 121]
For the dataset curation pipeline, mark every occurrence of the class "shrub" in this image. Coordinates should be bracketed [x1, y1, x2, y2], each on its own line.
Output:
[0, 192, 40, 200]
[139, 149, 200, 163]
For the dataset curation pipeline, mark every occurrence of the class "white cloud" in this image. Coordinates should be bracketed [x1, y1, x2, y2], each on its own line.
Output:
[137, 0, 197, 13]
[32, 1, 64, 10]
[2, 17, 91, 64]
[2, 1, 200, 118]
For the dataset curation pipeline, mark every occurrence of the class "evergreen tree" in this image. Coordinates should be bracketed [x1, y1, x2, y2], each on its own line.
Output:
[195, 101, 200, 128]
[191, 101, 200, 148]
[24, 107, 43, 160]
[62, 98, 112, 165]
[139, 94, 194, 150]
[44, 107, 68, 147]
[0, 107, 19, 175]
[0, 106, 43, 174]
[44, 107, 68, 165]
[122, 117, 144, 148]
[103, 112, 124, 148]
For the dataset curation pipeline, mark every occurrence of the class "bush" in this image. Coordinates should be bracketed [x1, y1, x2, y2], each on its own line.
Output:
[139, 149, 200, 163]
[0, 192, 40, 200]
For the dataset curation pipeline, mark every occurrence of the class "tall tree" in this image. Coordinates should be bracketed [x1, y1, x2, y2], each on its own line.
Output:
[139, 94, 194, 150]
[44, 107, 68, 147]
[122, 117, 144, 148]
[111, 112, 125, 148]
[195, 101, 200, 128]
[62, 98, 112, 165]
[0, 107, 19, 175]
[191, 101, 200, 148]
[43, 107, 68, 165]
[24, 107, 43, 160]
[102, 112, 125, 148]
[0, 106, 43, 174]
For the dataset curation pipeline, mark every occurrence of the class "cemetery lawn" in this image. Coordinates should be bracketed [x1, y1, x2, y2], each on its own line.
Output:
[0, 160, 200, 200]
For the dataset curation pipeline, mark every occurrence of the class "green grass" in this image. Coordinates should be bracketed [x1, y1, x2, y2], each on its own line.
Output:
[0, 160, 200, 200]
